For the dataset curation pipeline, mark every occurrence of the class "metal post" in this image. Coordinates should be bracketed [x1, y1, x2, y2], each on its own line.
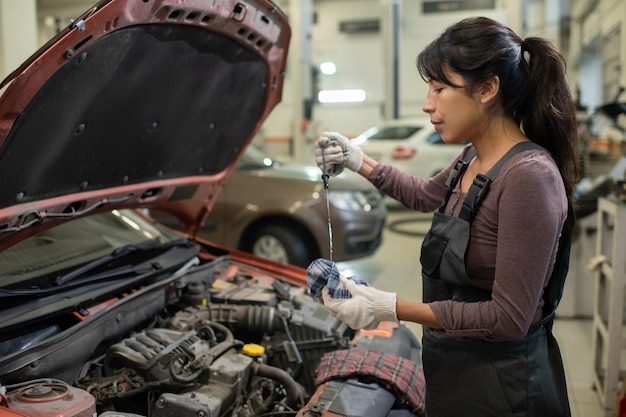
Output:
[381, 0, 401, 121]
[288, 0, 313, 163]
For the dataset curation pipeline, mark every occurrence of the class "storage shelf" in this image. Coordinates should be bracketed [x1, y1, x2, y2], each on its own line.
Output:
[592, 197, 626, 416]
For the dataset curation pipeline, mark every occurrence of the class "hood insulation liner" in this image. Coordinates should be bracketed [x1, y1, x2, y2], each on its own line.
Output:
[0, 24, 268, 209]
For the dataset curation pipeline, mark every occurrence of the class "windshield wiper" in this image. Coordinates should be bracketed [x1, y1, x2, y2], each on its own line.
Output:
[0, 261, 158, 298]
[0, 238, 195, 299]
[0, 261, 157, 298]
[54, 238, 189, 286]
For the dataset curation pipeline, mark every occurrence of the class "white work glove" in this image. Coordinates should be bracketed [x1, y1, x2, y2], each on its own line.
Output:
[322, 275, 397, 330]
[315, 131, 363, 176]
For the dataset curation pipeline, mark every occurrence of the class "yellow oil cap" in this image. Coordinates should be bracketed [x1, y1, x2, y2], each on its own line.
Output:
[242, 343, 265, 357]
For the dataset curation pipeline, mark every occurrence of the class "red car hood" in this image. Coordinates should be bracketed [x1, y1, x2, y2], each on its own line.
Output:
[0, 0, 290, 251]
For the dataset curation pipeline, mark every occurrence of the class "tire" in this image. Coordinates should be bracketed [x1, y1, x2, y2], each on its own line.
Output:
[246, 224, 314, 267]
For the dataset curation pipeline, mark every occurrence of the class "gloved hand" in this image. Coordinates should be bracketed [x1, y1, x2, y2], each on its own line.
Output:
[315, 131, 363, 176]
[322, 275, 398, 330]
[307, 257, 370, 299]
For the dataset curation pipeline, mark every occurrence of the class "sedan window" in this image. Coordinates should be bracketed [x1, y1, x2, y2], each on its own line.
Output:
[236, 146, 275, 170]
[366, 126, 425, 140]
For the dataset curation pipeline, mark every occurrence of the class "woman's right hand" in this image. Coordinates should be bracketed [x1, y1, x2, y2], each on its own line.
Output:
[315, 132, 363, 176]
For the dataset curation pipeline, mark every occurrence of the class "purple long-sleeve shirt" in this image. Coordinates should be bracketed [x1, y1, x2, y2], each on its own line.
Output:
[368, 145, 568, 341]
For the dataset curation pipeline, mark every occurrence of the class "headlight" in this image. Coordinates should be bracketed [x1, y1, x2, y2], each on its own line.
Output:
[328, 190, 373, 212]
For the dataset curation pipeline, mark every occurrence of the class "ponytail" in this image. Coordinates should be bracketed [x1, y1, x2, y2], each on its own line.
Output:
[518, 37, 580, 199]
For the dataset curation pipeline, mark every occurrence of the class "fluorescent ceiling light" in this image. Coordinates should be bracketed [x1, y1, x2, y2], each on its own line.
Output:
[318, 89, 366, 103]
[320, 62, 337, 75]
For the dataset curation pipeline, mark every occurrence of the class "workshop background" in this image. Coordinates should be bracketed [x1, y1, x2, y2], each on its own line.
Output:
[1, 1, 626, 416]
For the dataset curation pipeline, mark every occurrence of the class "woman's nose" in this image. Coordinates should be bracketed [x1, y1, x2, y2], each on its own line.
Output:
[422, 96, 434, 114]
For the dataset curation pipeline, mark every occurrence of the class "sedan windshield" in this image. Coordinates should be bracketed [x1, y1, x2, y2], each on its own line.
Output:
[236, 146, 276, 170]
[0, 209, 182, 288]
[363, 125, 425, 140]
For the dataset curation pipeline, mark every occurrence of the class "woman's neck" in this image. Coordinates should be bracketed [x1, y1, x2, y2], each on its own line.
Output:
[459, 116, 528, 192]
[470, 116, 527, 172]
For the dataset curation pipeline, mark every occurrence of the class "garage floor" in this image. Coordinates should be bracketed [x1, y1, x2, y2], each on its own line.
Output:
[336, 207, 605, 417]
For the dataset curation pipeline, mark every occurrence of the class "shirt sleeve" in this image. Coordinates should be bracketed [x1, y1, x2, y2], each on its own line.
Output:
[429, 152, 568, 341]
[367, 145, 470, 212]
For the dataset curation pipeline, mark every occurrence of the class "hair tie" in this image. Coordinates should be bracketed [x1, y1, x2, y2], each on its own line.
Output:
[519, 39, 530, 65]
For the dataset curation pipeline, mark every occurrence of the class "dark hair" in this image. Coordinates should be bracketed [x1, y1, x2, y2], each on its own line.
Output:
[416, 16, 580, 199]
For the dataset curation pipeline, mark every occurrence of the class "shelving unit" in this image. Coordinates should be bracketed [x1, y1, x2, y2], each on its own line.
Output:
[592, 197, 626, 417]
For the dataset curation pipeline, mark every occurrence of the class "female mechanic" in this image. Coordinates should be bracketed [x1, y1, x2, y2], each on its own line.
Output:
[310, 16, 579, 417]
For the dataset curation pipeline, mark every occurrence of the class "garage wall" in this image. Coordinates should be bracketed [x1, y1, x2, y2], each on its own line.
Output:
[262, 0, 510, 159]
[0, 0, 37, 85]
[396, 2, 508, 121]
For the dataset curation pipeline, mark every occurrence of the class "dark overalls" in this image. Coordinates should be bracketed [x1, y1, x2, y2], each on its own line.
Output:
[419, 142, 574, 417]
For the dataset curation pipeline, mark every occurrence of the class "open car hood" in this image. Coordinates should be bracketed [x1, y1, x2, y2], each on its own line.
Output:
[0, 0, 290, 251]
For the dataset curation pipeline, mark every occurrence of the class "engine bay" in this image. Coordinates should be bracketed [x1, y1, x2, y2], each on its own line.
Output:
[0, 255, 424, 417]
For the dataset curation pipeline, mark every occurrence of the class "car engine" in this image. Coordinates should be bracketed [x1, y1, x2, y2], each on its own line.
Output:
[0, 255, 424, 417]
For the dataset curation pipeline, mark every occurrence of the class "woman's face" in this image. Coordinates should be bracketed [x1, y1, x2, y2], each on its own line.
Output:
[421, 69, 485, 144]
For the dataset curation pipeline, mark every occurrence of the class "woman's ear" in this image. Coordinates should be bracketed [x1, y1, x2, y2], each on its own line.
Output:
[479, 75, 500, 104]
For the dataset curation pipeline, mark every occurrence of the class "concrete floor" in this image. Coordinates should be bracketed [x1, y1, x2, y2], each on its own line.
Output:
[336, 207, 606, 417]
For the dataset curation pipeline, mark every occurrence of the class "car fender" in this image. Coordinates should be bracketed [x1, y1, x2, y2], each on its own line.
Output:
[230, 195, 329, 252]
[204, 174, 329, 252]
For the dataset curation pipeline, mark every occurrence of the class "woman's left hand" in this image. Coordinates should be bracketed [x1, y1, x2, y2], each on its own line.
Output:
[322, 276, 397, 330]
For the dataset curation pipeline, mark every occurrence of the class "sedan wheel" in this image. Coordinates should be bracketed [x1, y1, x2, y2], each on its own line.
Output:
[248, 225, 313, 267]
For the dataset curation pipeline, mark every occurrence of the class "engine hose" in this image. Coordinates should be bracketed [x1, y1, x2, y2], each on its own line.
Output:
[168, 352, 203, 384]
[170, 341, 243, 384]
[196, 323, 217, 344]
[251, 363, 304, 409]
[242, 305, 282, 332]
[169, 323, 240, 384]
[206, 304, 282, 332]
[199, 320, 233, 344]
[170, 304, 282, 333]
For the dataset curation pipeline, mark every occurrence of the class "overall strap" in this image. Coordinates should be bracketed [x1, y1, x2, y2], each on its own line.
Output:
[459, 141, 546, 222]
[440, 148, 476, 213]
[535, 200, 575, 327]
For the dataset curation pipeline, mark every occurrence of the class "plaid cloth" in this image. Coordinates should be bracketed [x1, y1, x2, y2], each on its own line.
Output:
[307, 258, 370, 298]
[314, 347, 426, 416]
